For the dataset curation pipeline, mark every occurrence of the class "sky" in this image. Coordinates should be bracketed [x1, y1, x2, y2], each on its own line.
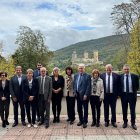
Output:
[0, 0, 130, 57]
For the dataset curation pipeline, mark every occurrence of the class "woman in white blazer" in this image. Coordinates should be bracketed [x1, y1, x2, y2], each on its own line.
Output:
[90, 69, 104, 127]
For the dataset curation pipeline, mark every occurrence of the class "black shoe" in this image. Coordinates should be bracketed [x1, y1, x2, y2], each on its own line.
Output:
[83, 123, 87, 128]
[77, 122, 83, 126]
[22, 121, 26, 126]
[5, 120, 9, 125]
[56, 117, 60, 123]
[53, 118, 56, 123]
[105, 122, 109, 127]
[45, 125, 49, 129]
[122, 123, 127, 128]
[38, 121, 44, 126]
[96, 123, 100, 127]
[91, 122, 96, 127]
[131, 124, 137, 130]
[67, 118, 70, 122]
[112, 122, 117, 128]
[70, 121, 74, 125]
[12, 122, 18, 127]
[2, 121, 6, 128]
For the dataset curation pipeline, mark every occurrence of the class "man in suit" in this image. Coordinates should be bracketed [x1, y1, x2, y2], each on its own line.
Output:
[33, 62, 42, 122]
[37, 67, 52, 128]
[73, 64, 91, 128]
[120, 64, 139, 130]
[100, 64, 119, 127]
[10, 66, 26, 127]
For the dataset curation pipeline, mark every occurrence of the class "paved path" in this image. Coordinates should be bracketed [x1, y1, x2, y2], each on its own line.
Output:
[0, 115, 140, 140]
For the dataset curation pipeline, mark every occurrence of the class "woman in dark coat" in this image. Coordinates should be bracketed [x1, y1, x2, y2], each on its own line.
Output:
[51, 67, 64, 123]
[22, 69, 39, 128]
[0, 72, 10, 128]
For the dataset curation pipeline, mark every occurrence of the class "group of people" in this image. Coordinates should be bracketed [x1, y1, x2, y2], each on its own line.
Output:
[0, 62, 139, 131]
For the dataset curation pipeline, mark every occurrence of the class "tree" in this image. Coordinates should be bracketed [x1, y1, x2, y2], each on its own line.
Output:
[12, 26, 53, 73]
[128, 19, 140, 75]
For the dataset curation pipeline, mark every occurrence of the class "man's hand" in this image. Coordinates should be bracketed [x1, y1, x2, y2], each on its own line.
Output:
[83, 95, 87, 101]
[1, 97, 6, 101]
[13, 97, 17, 102]
[29, 96, 34, 101]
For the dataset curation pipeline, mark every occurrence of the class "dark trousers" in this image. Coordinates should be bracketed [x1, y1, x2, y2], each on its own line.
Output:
[38, 94, 50, 125]
[25, 100, 37, 124]
[52, 93, 62, 118]
[90, 96, 102, 123]
[66, 96, 75, 121]
[12, 100, 25, 123]
[104, 94, 117, 123]
[121, 93, 136, 124]
[0, 99, 10, 121]
[76, 94, 89, 124]
[36, 102, 40, 120]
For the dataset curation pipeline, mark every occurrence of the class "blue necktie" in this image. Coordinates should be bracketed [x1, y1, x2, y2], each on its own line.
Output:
[77, 74, 82, 92]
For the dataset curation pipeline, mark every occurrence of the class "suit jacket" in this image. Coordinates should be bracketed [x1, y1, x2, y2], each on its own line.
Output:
[120, 73, 139, 98]
[10, 75, 26, 101]
[33, 69, 40, 78]
[100, 72, 120, 97]
[73, 73, 91, 100]
[0, 80, 10, 100]
[38, 76, 52, 101]
[22, 78, 39, 102]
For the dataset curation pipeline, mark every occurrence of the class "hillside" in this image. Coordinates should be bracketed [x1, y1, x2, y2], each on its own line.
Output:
[51, 34, 129, 68]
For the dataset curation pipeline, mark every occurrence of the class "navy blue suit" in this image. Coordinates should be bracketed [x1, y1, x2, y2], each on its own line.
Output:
[74, 73, 91, 123]
[120, 73, 139, 124]
[100, 72, 119, 123]
[10, 75, 26, 123]
[22, 78, 39, 124]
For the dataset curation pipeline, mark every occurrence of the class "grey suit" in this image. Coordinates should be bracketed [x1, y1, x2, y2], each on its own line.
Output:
[10, 75, 26, 123]
[37, 76, 52, 126]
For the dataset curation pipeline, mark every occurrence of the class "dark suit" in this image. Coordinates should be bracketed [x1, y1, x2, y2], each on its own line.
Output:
[0, 80, 10, 121]
[22, 78, 39, 124]
[100, 72, 119, 124]
[73, 73, 91, 124]
[120, 73, 139, 124]
[38, 76, 52, 126]
[10, 75, 26, 123]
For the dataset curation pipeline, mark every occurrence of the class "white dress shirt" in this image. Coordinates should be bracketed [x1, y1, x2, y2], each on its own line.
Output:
[17, 75, 22, 86]
[105, 73, 113, 93]
[123, 73, 133, 93]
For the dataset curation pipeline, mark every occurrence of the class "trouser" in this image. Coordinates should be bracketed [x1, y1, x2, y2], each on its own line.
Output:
[121, 92, 136, 124]
[90, 96, 102, 123]
[0, 99, 10, 121]
[25, 100, 37, 124]
[104, 93, 117, 123]
[38, 94, 50, 125]
[66, 96, 75, 121]
[76, 93, 89, 124]
[52, 93, 62, 118]
[12, 99, 25, 123]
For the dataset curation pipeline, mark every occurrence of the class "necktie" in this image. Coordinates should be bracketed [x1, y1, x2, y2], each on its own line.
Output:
[77, 74, 82, 92]
[41, 77, 44, 94]
[126, 74, 129, 93]
[107, 74, 110, 93]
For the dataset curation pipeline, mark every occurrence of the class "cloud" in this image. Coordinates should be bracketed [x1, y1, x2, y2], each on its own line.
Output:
[0, 0, 131, 57]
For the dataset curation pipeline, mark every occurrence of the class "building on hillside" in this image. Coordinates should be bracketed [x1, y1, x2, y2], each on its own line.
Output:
[71, 50, 103, 67]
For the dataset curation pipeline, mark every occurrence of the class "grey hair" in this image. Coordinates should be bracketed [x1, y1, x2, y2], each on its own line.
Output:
[27, 69, 33, 73]
[16, 66, 22, 69]
[105, 64, 113, 69]
[123, 64, 130, 69]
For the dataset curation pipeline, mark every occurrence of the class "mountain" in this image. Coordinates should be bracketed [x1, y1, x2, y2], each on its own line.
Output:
[51, 34, 129, 68]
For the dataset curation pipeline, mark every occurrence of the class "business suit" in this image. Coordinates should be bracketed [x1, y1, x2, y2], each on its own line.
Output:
[10, 75, 26, 124]
[73, 73, 91, 125]
[100, 72, 119, 125]
[37, 76, 52, 126]
[0, 80, 10, 123]
[22, 78, 39, 124]
[120, 73, 139, 125]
